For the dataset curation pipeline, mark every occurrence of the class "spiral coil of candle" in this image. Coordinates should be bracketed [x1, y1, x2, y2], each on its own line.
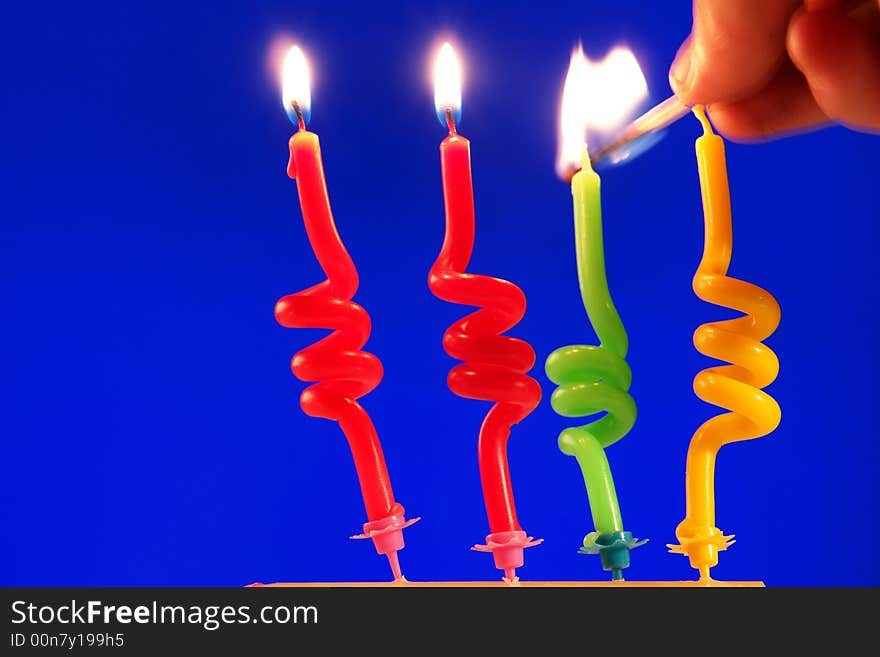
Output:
[668, 108, 781, 580]
[275, 285, 383, 460]
[544, 349, 634, 453]
[429, 267, 542, 480]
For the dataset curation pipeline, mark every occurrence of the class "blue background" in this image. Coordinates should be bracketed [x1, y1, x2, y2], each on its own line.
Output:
[2, 0, 876, 587]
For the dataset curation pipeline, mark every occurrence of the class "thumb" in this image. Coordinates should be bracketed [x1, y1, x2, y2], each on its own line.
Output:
[787, 5, 880, 131]
[670, 0, 801, 104]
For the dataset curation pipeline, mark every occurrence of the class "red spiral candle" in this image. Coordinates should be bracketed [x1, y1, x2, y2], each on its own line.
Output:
[274, 46, 415, 581]
[429, 44, 542, 581]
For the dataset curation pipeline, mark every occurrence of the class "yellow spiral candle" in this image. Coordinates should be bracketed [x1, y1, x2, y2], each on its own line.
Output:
[668, 107, 782, 580]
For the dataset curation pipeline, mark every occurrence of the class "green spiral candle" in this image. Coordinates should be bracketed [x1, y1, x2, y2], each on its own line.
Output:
[545, 151, 645, 580]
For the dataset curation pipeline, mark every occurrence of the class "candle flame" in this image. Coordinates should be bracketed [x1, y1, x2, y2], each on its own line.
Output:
[282, 45, 311, 126]
[433, 42, 462, 127]
[557, 44, 648, 177]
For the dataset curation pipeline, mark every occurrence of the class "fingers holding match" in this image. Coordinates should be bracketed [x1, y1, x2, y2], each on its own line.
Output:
[674, 1, 880, 141]
[706, 63, 831, 141]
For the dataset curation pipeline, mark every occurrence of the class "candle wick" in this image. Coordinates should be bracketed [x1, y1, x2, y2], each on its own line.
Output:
[693, 105, 713, 137]
[292, 101, 306, 131]
[580, 146, 594, 173]
[445, 107, 457, 135]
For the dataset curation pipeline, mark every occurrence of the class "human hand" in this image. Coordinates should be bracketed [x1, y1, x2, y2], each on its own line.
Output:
[670, 0, 880, 140]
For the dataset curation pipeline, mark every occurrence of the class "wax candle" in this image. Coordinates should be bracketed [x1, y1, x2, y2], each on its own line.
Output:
[273, 46, 416, 581]
[545, 152, 644, 581]
[547, 151, 634, 534]
[668, 107, 780, 580]
[428, 43, 542, 582]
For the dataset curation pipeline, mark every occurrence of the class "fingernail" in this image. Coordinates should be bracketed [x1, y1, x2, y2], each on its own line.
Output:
[670, 46, 693, 95]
